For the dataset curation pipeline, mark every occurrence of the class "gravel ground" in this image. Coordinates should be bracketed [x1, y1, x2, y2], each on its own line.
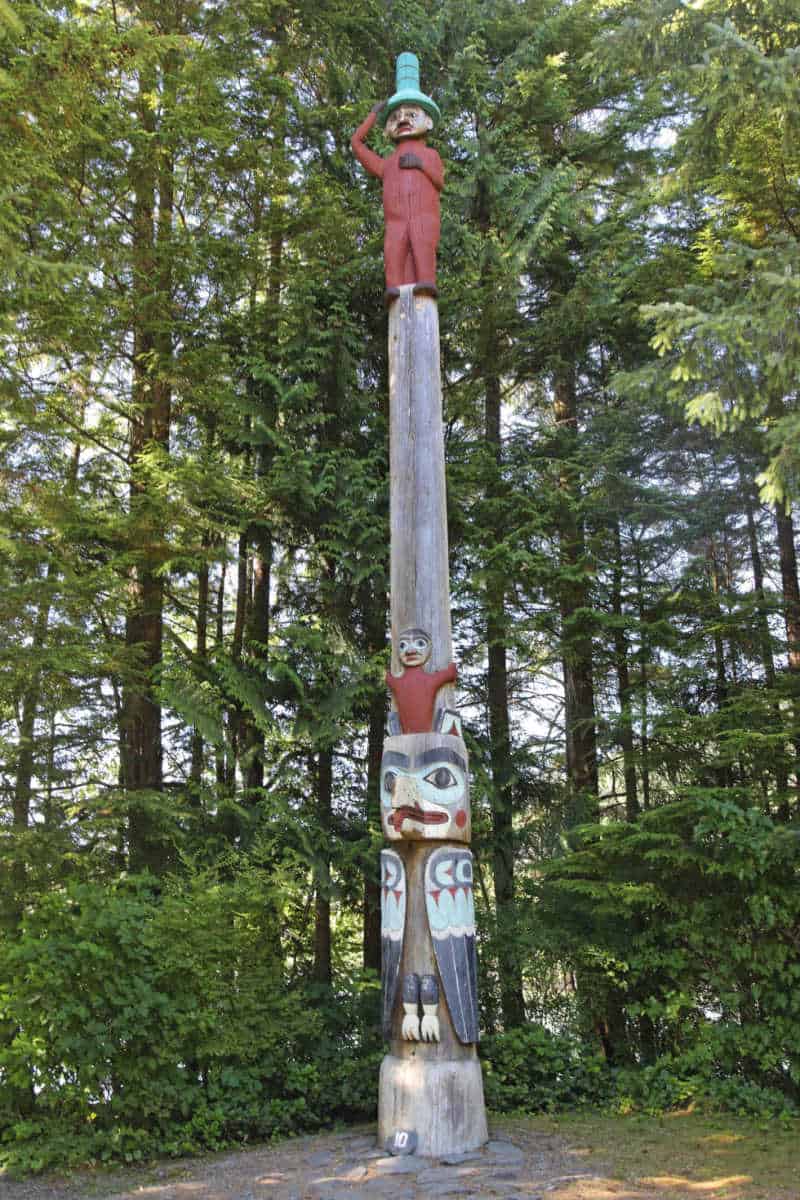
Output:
[0, 1122, 613, 1200]
[2, 1117, 783, 1200]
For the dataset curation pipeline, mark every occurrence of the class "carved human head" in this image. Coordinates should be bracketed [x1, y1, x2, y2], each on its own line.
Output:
[397, 627, 432, 668]
[385, 103, 433, 142]
[380, 732, 470, 843]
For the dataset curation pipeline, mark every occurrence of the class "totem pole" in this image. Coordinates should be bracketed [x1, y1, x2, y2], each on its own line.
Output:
[352, 53, 489, 1158]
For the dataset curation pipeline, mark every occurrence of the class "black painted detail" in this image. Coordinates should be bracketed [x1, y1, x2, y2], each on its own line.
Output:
[420, 973, 439, 1004]
[402, 971, 421, 1003]
[425, 845, 480, 1044]
[386, 1128, 418, 1156]
[380, 848, 405, 1041]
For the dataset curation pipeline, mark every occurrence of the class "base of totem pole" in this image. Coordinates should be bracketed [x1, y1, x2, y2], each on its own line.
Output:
[378, 1052, 488, 1157]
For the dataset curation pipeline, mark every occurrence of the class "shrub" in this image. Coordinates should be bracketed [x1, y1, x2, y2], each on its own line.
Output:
[480, 1024, 613, 1113]
[0, 870, 380, 1174]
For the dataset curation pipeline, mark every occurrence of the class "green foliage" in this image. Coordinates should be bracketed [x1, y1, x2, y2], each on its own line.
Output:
[0, 870, 380, 1175]
[2, 0, 800, 1177]
[536, 795, 800, 1110]
[481, 1025, 613, 1113]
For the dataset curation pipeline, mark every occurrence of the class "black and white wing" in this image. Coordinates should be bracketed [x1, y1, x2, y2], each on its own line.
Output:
[424, 846, 479, 1044]
[380, 849, 407, 1039]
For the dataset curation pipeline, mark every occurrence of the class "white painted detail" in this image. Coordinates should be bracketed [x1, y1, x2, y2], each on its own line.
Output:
[401, 1003, 421, 1040]
[420, 1006, 440, 1042]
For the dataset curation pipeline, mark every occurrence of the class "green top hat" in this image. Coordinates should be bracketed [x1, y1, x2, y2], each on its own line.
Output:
[383, 52, 440, 126]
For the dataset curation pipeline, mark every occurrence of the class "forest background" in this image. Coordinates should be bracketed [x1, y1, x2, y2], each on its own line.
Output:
[2, 0, 800, 1176]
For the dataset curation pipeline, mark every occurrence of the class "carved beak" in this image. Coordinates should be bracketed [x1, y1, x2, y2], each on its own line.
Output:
[390, 777, 449, 833]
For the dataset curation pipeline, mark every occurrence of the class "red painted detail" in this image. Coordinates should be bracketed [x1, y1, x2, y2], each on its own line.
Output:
[446, 721, 459, 735]
[389, 805, 448, 827]
[393, 888, 403, 903]
[351, 109, 444, 288]
[430, 889, 441, 904]
[447, 886, 458, 899]
[455, 809, 467, 828]
[441, 863, 454, 878]
[385, 662, 458, 734]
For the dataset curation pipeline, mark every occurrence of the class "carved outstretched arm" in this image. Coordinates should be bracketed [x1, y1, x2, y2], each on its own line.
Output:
[351, 108, 385, 180]
[433, 662, 458, 688]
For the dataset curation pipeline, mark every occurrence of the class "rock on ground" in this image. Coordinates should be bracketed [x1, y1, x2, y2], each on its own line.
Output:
[0, 1122, 609, 1200]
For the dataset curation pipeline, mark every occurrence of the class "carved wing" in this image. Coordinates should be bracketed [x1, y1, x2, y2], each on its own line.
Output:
[380, 849, 407, 1039]
[424, 847, 479, 1044]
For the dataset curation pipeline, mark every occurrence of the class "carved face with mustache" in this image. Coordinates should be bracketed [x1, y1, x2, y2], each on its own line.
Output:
[380, 733, 470, 843]
[385, 103, 433, 142]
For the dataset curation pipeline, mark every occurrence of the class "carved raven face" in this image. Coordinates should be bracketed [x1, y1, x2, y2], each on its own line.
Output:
[380, 732, 470, 843]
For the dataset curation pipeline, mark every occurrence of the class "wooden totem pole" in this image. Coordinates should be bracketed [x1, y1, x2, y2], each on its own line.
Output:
[352, 53, 489, 1158]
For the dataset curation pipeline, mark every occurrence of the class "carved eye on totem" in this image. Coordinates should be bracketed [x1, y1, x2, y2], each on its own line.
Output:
[397, 628, 432, 668]
[424, 766, 457, 789]
[380, 741, 470, 841]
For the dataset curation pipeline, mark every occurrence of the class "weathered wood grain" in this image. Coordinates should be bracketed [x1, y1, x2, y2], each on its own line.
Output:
[388, 286, 455, 711]
[378, 1054, 488, 1157]
[380, 287, 488, 1157]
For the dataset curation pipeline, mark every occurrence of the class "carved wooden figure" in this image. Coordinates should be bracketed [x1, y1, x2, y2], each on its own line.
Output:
[358, 52, 488, 1161]
[351, 53, 444, 300]
[386, 628, 457, 734]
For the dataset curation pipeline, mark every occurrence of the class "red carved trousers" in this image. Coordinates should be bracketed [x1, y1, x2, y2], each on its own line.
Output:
[384, 217, 438, 287]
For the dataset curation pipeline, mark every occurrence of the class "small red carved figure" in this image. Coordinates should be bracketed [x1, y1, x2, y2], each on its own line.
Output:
[351, 54, 443, 302]
[387, 628, 457, 735]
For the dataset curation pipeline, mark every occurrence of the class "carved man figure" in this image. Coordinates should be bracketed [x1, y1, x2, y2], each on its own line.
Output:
[351, 53, 443, 301]
[386, 627, 457, 735]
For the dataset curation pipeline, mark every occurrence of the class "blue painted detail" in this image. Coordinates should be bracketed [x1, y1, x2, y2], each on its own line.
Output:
[424, 847, 479, 1044]
[420, 973, 439, 1005]
[383, 52, 440, 126]
[402, 972, 420, 1003]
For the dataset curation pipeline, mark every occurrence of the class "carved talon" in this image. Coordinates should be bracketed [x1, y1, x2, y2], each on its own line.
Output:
[402, 1004, 421, 1040]
[420, 1009, 440, 1042]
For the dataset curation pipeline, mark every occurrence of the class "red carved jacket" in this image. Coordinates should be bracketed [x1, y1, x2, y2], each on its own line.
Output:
[386, 661, 457, 734]
[351, 110, 444, 226]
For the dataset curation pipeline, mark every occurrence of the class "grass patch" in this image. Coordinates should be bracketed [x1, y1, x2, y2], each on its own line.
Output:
[498, 1111, 800, 1200]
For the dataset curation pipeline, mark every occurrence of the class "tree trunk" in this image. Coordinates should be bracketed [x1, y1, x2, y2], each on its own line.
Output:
[190, 538, 210, 792]
[611, 519, 638, 820]
[705, 537, 733, 789]
[215, 562, 227, 792]
[633, 537, 651, 809]
[363, 602, 386, 974]
[775, 502, 800, 812]
[553, 366, 598, 820]
[122, 57, 173, 874]
[474, 175, 525, 1029]
[743, 482, 790, 811]
[484, 362, 525, 1029]
[242, 532, 271, 795]
[312, 746, 333, 986]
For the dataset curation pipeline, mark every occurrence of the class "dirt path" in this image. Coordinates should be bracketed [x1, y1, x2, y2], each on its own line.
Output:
[1, 1119, 796, 1200]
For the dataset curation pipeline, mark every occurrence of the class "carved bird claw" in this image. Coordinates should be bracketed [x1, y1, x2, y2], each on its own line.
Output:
[420, 1009, 440, 1042]
[402, 1004, 421, 1040]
